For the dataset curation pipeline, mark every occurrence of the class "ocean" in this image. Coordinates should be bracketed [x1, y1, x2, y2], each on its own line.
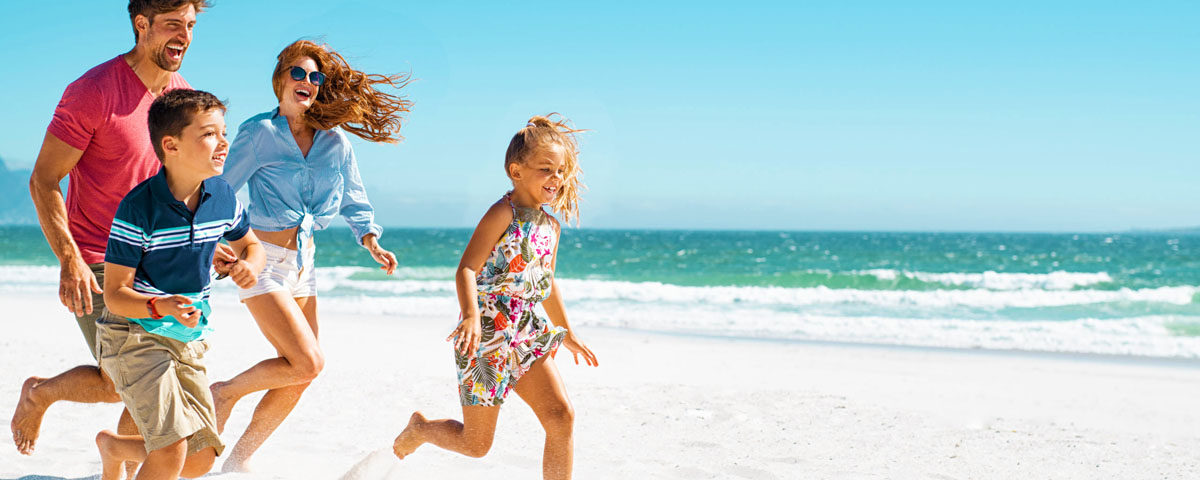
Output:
[2, 225, 1199, 358]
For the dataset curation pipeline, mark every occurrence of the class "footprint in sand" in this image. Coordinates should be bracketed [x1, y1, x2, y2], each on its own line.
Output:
[340, 448, 404, 480]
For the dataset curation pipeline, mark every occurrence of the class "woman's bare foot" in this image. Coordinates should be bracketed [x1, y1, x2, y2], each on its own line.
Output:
[11, 376, 48, 455]
[392, 412, 428, 459]
[221, 454, 254, 473]
[96, 430, 126, 480]
[210, 381, 238, 434]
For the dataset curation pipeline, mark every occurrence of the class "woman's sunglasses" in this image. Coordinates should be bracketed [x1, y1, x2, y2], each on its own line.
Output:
[289, 66, 327, 86]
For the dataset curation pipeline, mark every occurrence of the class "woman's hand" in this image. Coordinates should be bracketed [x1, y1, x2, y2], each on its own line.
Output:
[447, 314, 482, 356]
[561, 331, 599, 367]
[363, 234, 398, 275]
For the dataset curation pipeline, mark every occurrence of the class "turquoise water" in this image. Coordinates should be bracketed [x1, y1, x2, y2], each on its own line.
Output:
[3, 225, 1199, 357]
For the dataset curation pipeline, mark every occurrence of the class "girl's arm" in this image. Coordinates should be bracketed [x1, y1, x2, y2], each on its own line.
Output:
[447, 201, 513, 354]
[542, 219, 599, 366]
[102, 264, 201, 327]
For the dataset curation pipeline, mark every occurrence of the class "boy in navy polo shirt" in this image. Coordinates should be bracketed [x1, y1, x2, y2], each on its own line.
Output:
[94, 89, 265, 480]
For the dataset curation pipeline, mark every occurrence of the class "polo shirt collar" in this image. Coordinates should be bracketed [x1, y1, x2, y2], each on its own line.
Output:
[149, 167, 213, 208]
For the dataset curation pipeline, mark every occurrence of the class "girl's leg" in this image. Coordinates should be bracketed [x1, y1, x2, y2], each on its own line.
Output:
[219, 295, 320, 472]
[211, 292, 323, 433]
[393, 405, 501, 459]
[513, 356, 575, 480]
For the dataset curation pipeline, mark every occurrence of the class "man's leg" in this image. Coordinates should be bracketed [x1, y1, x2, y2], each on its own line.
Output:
[12, 264, 128, 455]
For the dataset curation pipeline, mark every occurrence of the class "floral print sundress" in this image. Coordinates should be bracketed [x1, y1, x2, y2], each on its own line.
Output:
[455, 193, 567, 406]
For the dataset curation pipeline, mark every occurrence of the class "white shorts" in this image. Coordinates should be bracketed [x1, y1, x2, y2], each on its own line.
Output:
[238, 241, 317, 300]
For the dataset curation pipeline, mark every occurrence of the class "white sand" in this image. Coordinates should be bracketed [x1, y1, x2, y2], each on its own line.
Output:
[3, 290, 1199, 479]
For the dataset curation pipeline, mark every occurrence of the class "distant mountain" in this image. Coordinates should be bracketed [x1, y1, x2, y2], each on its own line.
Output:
[0, 157, 37, 225]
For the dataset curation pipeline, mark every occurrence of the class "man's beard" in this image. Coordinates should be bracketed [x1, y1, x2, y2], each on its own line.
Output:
[152, 47, 182, 72]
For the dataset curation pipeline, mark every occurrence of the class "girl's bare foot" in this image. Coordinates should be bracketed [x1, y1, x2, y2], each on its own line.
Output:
[11, 376, 48, 455]
[392, 412, 428, 459]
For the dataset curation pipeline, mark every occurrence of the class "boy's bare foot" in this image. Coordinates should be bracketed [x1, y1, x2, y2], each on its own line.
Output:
[96, 430, 126, 480]
[392, 411, 427, 459]
[11, 376, 48, 455]
[210, 381, 237, 434]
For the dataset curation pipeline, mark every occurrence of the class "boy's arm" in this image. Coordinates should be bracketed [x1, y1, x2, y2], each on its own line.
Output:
[102, 263, 200, 326]
[224, 230, 265, 289]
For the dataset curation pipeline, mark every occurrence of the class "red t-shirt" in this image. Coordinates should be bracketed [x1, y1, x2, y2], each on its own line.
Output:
[47, 56, 191, 265]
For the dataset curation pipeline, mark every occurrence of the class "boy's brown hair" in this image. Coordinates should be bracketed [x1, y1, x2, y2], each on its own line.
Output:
[147, 89, 226, 162]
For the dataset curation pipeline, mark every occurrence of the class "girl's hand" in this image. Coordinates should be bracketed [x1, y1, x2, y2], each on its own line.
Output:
[157, 295, 201, 328]
[562, 331, 599, 367]
[447, 314, 482, 356]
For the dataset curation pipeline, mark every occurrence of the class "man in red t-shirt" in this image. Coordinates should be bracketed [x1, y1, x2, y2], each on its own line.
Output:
[12, 0, 212, 457]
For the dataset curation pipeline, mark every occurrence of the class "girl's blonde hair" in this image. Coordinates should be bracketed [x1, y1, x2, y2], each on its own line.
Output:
[272, 40, 412, 143]
[505, 113, 586, 225]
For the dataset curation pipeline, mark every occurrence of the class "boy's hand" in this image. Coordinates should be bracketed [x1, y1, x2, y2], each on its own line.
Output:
[226, 259, 258, 289]
[213, 243, 237, 276]
[447, 314, 482, 356]
[159, 295, 201, 328]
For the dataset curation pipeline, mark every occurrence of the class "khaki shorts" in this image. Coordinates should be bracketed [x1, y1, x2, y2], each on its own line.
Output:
[96, 313, 224, 456]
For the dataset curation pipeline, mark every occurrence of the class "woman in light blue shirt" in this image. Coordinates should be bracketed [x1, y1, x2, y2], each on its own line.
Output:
[211, 39, 411, 472]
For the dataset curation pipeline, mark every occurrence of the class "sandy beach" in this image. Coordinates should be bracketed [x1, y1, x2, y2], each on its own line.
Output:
[3, 289, 1199, 479]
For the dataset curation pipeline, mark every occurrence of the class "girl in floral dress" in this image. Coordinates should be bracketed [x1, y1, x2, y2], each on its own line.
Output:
[392, 114, 599, 480]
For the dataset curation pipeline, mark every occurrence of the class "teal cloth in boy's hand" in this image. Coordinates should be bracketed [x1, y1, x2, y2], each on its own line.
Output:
[130, 298, 213, 343]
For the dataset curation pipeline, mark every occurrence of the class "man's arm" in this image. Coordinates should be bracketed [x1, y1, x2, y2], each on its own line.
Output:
[29, 131, 96, 316]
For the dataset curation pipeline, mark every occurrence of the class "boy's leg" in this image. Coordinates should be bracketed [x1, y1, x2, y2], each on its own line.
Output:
[513, 356, 575, 480]
[97, 433, 215, 480]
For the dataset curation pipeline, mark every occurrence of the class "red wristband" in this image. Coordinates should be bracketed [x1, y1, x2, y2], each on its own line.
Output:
[146, 297, 164, 319]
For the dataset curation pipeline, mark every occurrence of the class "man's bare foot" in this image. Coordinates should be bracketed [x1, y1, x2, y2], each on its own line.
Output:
[96, 430, 126, 480]
[11, 376, 48, 455]
[392, 412, 427, 459]
[210, 381, 237, 434]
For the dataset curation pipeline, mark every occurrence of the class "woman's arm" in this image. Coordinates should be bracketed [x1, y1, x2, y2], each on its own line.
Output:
[218, 124, 260, 193]
[338, 147, 396, 274]
[447, 201, 513, 354]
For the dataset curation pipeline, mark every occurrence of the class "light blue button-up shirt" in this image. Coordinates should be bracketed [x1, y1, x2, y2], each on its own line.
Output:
[220, 109, 383, 267]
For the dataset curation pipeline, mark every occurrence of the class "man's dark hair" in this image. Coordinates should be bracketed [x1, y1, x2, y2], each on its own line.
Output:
[127, 0, 212, 43]
[148, 89, 226, 162]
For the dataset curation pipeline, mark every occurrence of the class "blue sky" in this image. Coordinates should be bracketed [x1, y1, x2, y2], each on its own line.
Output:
[0, 1, 1197, 231]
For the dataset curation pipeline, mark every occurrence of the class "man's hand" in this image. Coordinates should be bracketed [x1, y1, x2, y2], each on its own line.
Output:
[60, 257, 102, 316]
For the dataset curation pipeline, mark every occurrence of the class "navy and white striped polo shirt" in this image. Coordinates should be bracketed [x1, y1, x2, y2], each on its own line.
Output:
[105, 168, 250, 342]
